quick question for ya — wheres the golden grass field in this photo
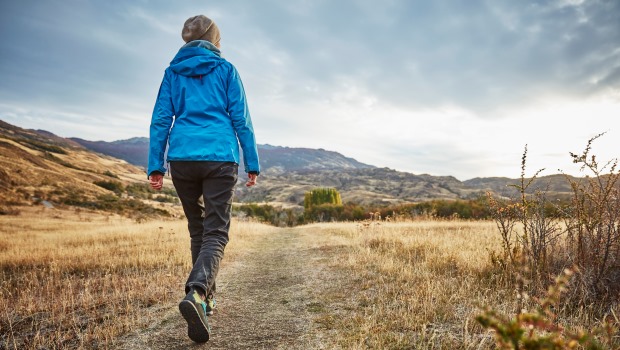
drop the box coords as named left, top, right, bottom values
left=0, top=207, right=189, bottom=349
left=303, top=220, right=511, bottom=348
left=2, top=208, right=616, bottom=349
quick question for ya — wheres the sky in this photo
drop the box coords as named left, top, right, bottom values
left=1, top=0, right=619, bottom=180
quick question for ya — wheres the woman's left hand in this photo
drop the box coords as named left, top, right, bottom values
left=149, top=173, right=164, bottom=190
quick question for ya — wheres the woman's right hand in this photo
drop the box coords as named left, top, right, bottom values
left=246, top=173, right=257, bottom=187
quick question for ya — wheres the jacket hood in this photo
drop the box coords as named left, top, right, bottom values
left=169, top=40, right=224, bottom=77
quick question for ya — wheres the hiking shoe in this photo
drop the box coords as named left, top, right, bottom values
left=205, top=294, right=216, bottom=316
left=179, top=288, right=211, bottom=342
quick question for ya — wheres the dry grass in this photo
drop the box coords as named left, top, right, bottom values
left=300, top=220, right=502, bottom=349
left=302, top=220, right=618, bottom=349
left=3, top=209, right=615, bottom=349
left=0, top=207, right=273, bottom=349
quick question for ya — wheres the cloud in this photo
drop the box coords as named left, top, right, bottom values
left=3, top=0, right=617, bottom=121
left=0, top=0, right=618, bottom=178
left=215, top=0, right=620, bottom=115
left=0, top=1, right=185, bottom=137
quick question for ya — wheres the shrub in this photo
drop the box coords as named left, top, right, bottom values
left=477, top=269, right=611, bottom=349
left=94, top=180, right=124, bottom=194
left=103, top=170, right=119, bottom=179
left=153, top=195, right=179, bottom=204
left=562, top=134, right=620, bottom=300
left=20, top=139, right=67, bottom=154
left=483, top=134, right=620, bottom=347
left=0, top=206, right=21, bottom=215
left=235, top=198, right=498, bottom=226
left=375, top=198, right=493, bottom=221
left=304, top=203, right=344, bottom=222
left=42, top=152, right=85, bottom=170
left=126, top=183, right=177, bottom=199
left=342, top=202, right=367, bottom=221
left=233, top=203, right=302, bottom=227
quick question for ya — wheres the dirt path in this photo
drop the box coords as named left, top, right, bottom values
left=116, top=227, right=339, bottom=349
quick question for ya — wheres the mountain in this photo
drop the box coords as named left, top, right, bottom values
left=463, top=174, right=576, bottom=198
left=257, top=145, right=374, bottom=172
left=71, top=137, right=375, bottom=172
left=234, top=167, right=483, bottom=206
left=66, top=127, right=582, bottom=205
left=233, top=169, right=583, bottom=207
left=64, top=135, right=483, bottom=205
left=1, top=120, right=584, bottom=210
left=70, top=137, right=150, bottom=170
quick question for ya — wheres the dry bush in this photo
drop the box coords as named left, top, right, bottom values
left=477, top=269, right=614, bottom=349
left=563, top=134, right=620, bottom=301
left=0, top=206, right=20, bottom=216
left=480, top=134, right=620, bottom=349
left=487, top=135, right=620, bottom=302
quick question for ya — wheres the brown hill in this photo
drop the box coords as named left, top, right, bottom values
left=234, top=167, right=485, bottom=207
left=0, top=120, right=173, bottom=217
left=233, top=167, right=585, bottom=208
left=0, top=120, right=587, bottom=212
left=462, top=174, right=577, bottom=199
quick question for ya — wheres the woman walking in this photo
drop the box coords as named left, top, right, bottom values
left=148, top=14, right=260, bottom=342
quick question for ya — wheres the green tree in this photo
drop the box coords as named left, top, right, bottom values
left=304, top=188, right=342, bottom=209
left=304, top=188, right=343, bottom=222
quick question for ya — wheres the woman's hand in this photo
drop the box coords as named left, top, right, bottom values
left=246, top=173, right=257, bottom=187
left=149, top=173, right=164, bottom=190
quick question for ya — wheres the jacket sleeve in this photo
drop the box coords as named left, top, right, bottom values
left=147, top=69, right=174, bottom=177
left=226, top=65, right=260, bottom=174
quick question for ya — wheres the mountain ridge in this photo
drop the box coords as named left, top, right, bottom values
left=70, top=137, right=376, bottom=172
left=1, top=119, right=582, bottom=208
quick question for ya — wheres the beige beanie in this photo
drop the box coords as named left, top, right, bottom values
left=182, top=15, right=221, bottom=46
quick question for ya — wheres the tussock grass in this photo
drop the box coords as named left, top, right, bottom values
left=305, top=220, right=616, bottom=349
left=325, top=221, right=504, bottom=349
left=0, top=207, right=272, bottom=349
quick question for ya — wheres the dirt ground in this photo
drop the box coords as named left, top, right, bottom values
left=115, top=226, right=343, bottom=350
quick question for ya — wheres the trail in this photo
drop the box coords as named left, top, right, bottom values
left=116, top=227, right=337, bottom=350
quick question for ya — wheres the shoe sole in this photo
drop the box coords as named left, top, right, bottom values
left=179, top=300, right=210, bottom=343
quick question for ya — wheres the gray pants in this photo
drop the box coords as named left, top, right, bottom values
left=170, top=161, right=238, bottom=295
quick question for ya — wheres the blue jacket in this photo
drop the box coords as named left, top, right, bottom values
left=148, top=40, right=260, bottom=176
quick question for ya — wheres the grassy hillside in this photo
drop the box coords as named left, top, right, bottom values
left=0, top=120, right=176, bottom=218
left=70, top=137, right=149, bottom=170
left=1, top=119, right=584, bottom=211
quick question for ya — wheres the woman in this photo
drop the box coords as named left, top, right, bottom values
left=148, top=14, right=260, bottom=343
